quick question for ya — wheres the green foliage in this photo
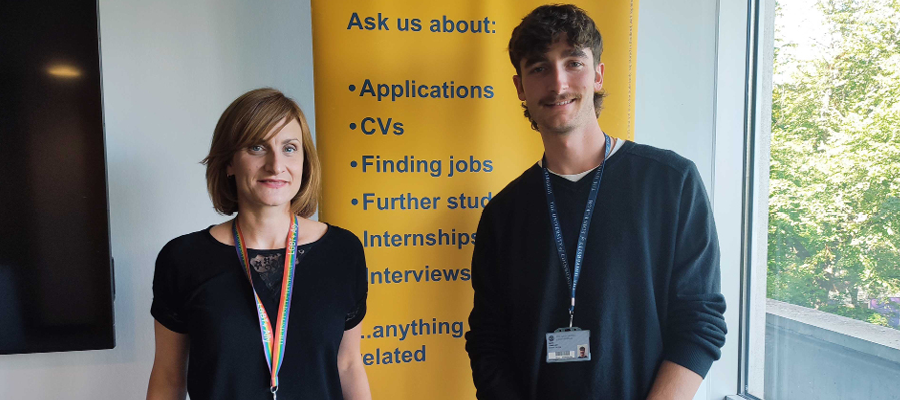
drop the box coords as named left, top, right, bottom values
left=867, top=312, right=891, bottom=328
left=768, top=0, right=900, bottom=328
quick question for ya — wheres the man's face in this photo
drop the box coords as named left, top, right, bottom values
left=513, top=34, right=604, bottom=135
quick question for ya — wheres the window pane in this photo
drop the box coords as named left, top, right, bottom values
left=753, top=0, right=900, bottom=398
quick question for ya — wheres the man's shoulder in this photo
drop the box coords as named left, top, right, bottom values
left=618, top=140, right=699, bottom=179
left=482, top=163, right=542, bottom=215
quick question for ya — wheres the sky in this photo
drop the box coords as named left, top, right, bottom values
left=773, top=0, right=834, bottom=85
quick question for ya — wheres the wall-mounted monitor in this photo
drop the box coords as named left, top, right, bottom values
left=0, top=0, right=115, bottom=354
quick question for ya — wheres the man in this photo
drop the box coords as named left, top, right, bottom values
left=465, top=4, right=727, bottom=400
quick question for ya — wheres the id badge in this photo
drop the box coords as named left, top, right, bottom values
left=545, top=327, right=591, bottom=363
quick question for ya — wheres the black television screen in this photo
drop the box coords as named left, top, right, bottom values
left=0, top=0, right=115, bottom=354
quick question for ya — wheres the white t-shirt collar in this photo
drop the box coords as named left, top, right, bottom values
left=539, top=137, right=626, bottom=182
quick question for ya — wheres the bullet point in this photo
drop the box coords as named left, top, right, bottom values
left=350, top=123, right=357, bottom=130
left=351, top=199, right=358, bottom=205
left=350, top=161, right=358, bottom=168
left=349, top=84, right=356, bottom=92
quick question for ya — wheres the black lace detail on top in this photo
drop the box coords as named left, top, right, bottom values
left=249, top=252, right=285, bottom=291
left=247, top=247, right=305, bottom=308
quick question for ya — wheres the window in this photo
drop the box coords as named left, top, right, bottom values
left=741, top=0, right=900, bottom=398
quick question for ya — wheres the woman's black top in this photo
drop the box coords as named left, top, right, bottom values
left=151, top=224, right=367, bottom=400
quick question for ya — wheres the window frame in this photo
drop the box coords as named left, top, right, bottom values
left=706, top=0, right=766, bottom=398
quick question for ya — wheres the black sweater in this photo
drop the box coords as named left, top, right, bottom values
left=465, top=141, right=727, bottom=400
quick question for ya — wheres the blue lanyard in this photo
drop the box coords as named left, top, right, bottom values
left=541, top=133, right=612, bottom=327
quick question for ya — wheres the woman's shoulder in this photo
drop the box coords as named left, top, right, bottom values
left=306, top=223, right=367, bottom=278
left=319, top=223, right=362, bottom=248
left=306, top=222, right=364, bottom=262
left=154, top=226, right=235, bottom=290
left=158, top=226, right=222, bottom=262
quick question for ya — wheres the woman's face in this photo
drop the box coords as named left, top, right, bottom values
left=227, top=118, right=305, bottom=213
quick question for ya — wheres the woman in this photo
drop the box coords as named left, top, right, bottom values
left=147, top=88, right=371, bottom=400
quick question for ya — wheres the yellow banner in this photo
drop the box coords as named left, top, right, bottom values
left=311, top=2, right=637, bottom=398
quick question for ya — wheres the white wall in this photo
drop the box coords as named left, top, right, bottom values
left=0, top=0, right=748, bottom=399
left=635, top=0, right=747, bottom=399
left=0, top=0, right=316, bottom=398
left=635, top=0, right=718, bottom=186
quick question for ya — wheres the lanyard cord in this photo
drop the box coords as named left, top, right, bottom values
left=233, top=215, right=300, bottom=396
left=542, top=133, right=612, bottom=327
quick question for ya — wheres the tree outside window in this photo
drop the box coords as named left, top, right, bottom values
left=769, top=0, right=900, bottom=329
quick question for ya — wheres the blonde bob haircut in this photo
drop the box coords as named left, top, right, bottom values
left=202, top=88, right=321, bottom=217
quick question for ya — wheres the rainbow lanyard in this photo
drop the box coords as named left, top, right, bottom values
left=233, top=215, right=300, bottom=400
